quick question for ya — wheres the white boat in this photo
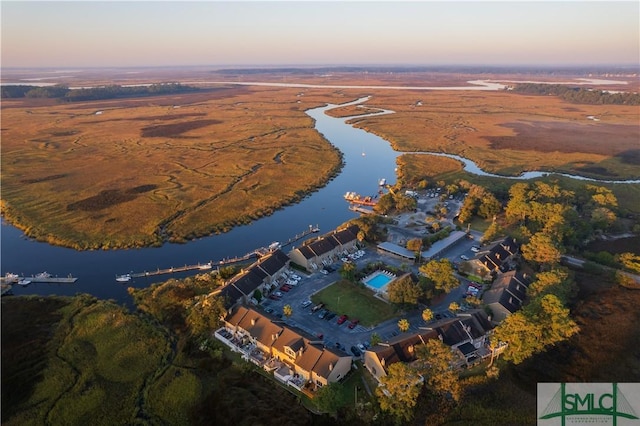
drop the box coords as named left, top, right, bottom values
left=198, top=262, right=212, bottom=270
left=17, top=279, right=31, bottom=286
left=379, top=178, right=386, bottom=186
left=4, top=273, right=19, bottom=283
left=116, top=274, right=131, bottom=282
left=35, top=272, right=52, bottom=279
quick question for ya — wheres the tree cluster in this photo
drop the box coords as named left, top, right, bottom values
left=457, top=184, right=502, bottom=224
left=512, top=83, right=640, bottom=105
left=1, top=83, right=201, bottom=102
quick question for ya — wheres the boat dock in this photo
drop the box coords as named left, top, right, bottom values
left=4, top=273, right=78, bottom=284
left=349, top=205, right=376, bottom=215
left=120, top=225, right=319, bottom=281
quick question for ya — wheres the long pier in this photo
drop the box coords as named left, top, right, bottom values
left=120, top=225, right=319, bottom=281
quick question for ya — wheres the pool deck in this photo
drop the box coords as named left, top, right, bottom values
left=362, top=270, right=397, bottom=292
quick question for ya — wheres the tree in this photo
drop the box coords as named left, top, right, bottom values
left=448, top=302, right=460, bottom=312
left=315, top=382, right=342, bottom=413
left=406, top=238, right=422, bottom=253
left=376, top=362, right=422, bottom=423
left=185, top=293, right=226, bottom=339
left=528, top=268, right=574, bottom=302
left=253, top=289, right=262, bottom=303
left=387, top=275, right=422, bottom=306
left=339, top=261, right=356, bottom=281
left=618, top=252, right=640, bottom=274
left=529, top=294, right=579, bottom=347
left=420, top=259, right=459, bottom=293
left=283, top=304, right=292, bottom=318
left=492, top=311, right=543, bottom=364
left=422, top=308, right=434, bottom=322
left=370, top=332, right=382, bottom=346
left=398, top=318, right=410, bottom=333
left=374, top=193, right=395, bottom=215
left=481, top=220, right=502, bottom=243
left=414, top=339, right=461, bottom=401
left=521, top=232, right=562, bottom=265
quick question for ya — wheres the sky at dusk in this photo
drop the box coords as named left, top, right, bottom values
left=1, top=1, right=638, bottom=68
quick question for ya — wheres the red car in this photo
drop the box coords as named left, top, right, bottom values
left=348, top=319, right=359, bottom=329
left=268, top=294, right=281, bottom=300
left=337, top=314, right=349, bottom=325
left=280, top=285, right=291, bottom=292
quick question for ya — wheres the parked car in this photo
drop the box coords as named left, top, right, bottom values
left=301, top=300, right=312, bottom=308
left=470, top=246, right=480, bottom=252
left=316, top=333, right=324, bottom=340
left=350, top=346, right=362, bottom=357
left=348, top=319, right=359, bottom=329
left=337, top=314, right=349, bottom=325
left=318, top=310, right=328, bottom=319
left=274, top=291, right=283, bottom=297
left=311, top=303, right=324, bottom=313
left=320, top=269, right=328, bottom=275
left=325, top=312, right=336, bottom=321
left=460, top=254, right=469, bottom=260
left=279, top=285, right=291, bottom=292
left=269, top=294, right=280, bottom=301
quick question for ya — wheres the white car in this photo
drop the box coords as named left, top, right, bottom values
left=470, top=246, right=480, bottom=253
left=320, top=269, right=328, bottom=275
left=460, top=254, right=469, bottom=261
left=291, top=274, right=301, bottom=280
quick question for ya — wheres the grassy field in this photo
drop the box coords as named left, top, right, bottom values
left=0, top=87, right=351, bottom=249
left=310, top=279, right=397, bottom=327
left=349, top=89, right=639, bottom=180
left=1, top=295, right=171, bottom=426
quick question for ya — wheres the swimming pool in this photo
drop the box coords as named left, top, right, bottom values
left=362, top=271, right=396, bottom=291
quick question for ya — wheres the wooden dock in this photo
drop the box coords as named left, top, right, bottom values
left=122, top=225, right=320, bottom=280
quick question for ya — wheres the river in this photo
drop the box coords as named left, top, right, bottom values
left=2, top=96, right=638, bottom=303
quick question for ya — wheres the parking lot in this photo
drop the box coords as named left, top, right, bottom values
left=260, top=225, right=483, bottom=356
left=256, top=189, right=491, bottom=355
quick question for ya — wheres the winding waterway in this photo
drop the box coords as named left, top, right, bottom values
left=2, top=96, right=638, bottom=304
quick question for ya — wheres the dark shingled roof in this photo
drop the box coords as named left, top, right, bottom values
left=219, top=285, right=245, bottom=308
left=458, top=342, right=477, bottom=356
left=231, top=269, right=265, bottom=296
left=297, top=245, right=316, bottom=260
left=482, top=270, right=532, bottom=314
left=370, top=330, right=439, bottom=367
left=331, top=227, right=358, bottom=245
left=308, top=237, right=337, bottom=256
left=257, top=249, right=289, bottom=276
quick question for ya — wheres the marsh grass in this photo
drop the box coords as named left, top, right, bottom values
left=350, top=90, right=639, bottom=179
left=1, top=296, right=170, bottom=426
left=1, top=88, right=347, bottom=249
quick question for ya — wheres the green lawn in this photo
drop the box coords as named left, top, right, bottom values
left=310, top=280, right=397, bottom=327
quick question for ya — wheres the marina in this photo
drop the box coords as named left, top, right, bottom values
left=2, top=272, right=78, bottom=286
left=116, top=225, right=320, bottom=282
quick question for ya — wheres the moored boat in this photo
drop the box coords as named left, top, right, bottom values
left=116, top=274, right=131, bottom=283
left=17, top=279, right=31, bottom=286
